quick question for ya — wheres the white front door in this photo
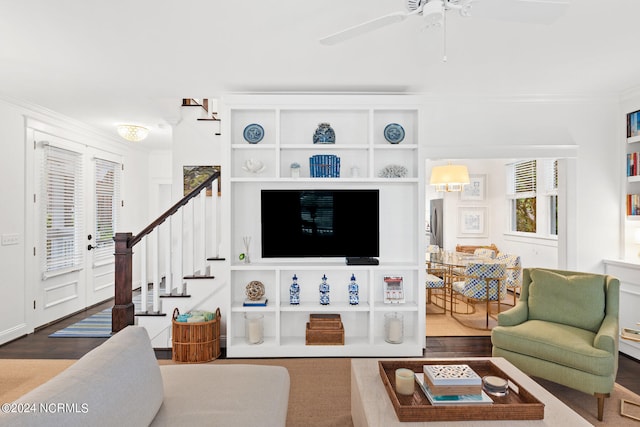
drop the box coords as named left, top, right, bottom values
left=30, top=130, right=122, bottom=327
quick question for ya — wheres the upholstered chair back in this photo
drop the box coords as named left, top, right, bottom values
left=457, top=262, right=507, bottom=300
left=495, top=253, right=522, bottom=288
left=474, top=248, right=496, bottom=259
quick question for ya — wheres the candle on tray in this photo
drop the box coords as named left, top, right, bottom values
left=395, top=368, right=415, bottom=395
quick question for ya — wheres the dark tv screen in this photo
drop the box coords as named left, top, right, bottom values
left=261, top=190, right=379, bottom=258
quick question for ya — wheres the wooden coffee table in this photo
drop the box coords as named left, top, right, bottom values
left=351, top=357, right=591, bottom=426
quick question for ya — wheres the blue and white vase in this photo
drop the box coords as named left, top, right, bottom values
left=313, top=123, right=335, bottom=144
left=319, top=274, right=330, bottom=305
left=348, top=274, right=359, bottom=305
left=289, top=274, right=300, bottom=305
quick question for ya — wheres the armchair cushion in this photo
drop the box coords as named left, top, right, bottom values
left=528, top=269, right=605, bottom=333
left=491, top=320, right=615, bottom=376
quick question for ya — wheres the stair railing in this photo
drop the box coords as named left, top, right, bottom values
left=113, top=169, right=221, bottom=333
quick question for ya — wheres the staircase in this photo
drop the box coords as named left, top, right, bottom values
left=113, top=169, right=223, bottom=348
left=182, top=98, right=221, bottom=135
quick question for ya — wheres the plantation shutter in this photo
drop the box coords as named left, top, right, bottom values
left=94, top=158, right=121, bottom=262
left=541, top=159, right=558, bottom=195
left=507, top=160, right=537, bottom=199
left=42, top=144, right=84, bottom=274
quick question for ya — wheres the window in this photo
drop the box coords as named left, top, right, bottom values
left=42, top=145, right=84, bottom=273
left=94, top=158, right=121, bottom=262
left=506, top=159, right=558, bottom=237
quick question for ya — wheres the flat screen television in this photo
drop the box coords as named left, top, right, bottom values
left=261, top=189, right=379, bottom=259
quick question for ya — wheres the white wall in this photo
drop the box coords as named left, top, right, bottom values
left=422, top=96, right=620, bottom=273
left=0, top=97, right=150, bottom=345
left=426, top=158, right=558, bottom=269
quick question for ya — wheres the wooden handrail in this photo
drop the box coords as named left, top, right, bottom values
left=129, top=168, right=220, bottom=248
left=112, top=168, right=221, bottom=332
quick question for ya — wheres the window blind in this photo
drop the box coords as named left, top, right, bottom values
left=541, top=159, right=559, bottom=194
left=94, top=158, right=121, bottom=262
left=42, top=144, right=84, bottom=273
left=507, top=160, right=537, bottom=198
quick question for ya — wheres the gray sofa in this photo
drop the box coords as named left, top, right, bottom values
left=0, top=326, right=290, bottom=426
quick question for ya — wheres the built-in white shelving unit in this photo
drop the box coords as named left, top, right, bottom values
left=222, top=95, right=425, bottom=357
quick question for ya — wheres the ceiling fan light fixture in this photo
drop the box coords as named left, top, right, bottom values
left=117, top=124, right=149, bottom=142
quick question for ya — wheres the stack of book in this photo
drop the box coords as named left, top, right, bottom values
left=243, top=298, right=268, bottom=307
left=415, top=364, right=493, bottom=405
left=309, top=154, right=340, bottom=178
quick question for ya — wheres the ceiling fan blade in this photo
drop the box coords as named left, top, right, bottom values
left=319, top=11, right=410, bottom=45
left=470, top=0, right=570, bottom=25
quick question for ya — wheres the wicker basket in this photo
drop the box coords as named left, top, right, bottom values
left=171, top=307, right=221, bottom=363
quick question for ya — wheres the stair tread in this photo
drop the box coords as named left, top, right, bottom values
left=183, top=275, right=215, bottom=279
left=206, top=257, right=226, bottom=261
left=159, top=293, right=191, bottom=298
left=135, top=312, right=167, bottom=317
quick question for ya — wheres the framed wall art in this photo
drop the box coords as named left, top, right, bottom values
left=460, top=174, right=486, bottom=201
left=457, top=207, right=488, bottom=237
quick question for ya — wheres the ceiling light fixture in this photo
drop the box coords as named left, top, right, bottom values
left=117, top=124, right=149, bottom=142
left=430, top=164, right=470, bottom=192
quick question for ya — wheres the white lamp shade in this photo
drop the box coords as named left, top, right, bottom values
left=117, top=125, right=149, bottom=142
left=430, top=164, right=470, bottom=192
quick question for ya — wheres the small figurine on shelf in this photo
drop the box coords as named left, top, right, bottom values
left=289, top=274, right=300, bottom=305
left=319, top=274, right=330, bottom=305
left=348, top=274, right=359, bottom=305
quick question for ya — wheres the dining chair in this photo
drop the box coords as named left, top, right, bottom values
left=495, top=253, right=522, bottom=305
left=474, top=248, right=497, bottom=259
left=451, top=262, right=507, bottom=329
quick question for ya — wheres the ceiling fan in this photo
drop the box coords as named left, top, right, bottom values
left=319, top=0, right=570, bottom=47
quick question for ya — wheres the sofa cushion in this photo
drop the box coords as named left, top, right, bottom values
left=152, top=364, right=290, bottom=427
left=0, top=326, right=164, bottom=427
left=491, top=320, right=615, bottom=376
left=528, top=269, right=605, bottom=333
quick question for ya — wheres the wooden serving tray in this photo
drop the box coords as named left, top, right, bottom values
left=378, top=360, right=544, bottom=422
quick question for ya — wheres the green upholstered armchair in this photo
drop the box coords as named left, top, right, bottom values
left=491, top=268, right=619, bottom=421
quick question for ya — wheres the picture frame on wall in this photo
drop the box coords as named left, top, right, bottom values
left=460, top=174, right=486, bottom=201
left=458, top=207, right=488, bottom=237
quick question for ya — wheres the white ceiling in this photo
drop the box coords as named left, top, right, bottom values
left=2, top=0, right=640, bottom=149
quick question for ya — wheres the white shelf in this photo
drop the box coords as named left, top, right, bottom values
left=226, top=96, right=425, bottom=358
left=231, top=303, right=277, bottom=313
left=280, top=144, right=368, bottom=150
left=374, top=302, right=419, bottom=312
left=628, top=175, right=640, bottom=183
left=230, top=177, right=420, bottom=183
left=280, top=302, right=370, bottom=312
left=232, top=144, right=277, bottom=150
left=628, top=135, right=640, bottom=144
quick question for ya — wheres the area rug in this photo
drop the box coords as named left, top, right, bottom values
left=425, top=294, right=515, bottom=336
left=2, top=357, right=639, bottom=426
left=48, top=308, right=112, bottom=338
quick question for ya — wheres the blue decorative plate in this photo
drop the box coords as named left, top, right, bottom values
left=243, top=123, right=264, bottom=144
left=384, top=123, right=405, bottom=144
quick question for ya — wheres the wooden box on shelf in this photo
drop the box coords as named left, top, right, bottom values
left=305, top=313, right=344, bottom=345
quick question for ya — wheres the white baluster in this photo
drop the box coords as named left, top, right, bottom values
left=211, top=183, right=219, bottom=258
left=200, top=188, right=207, bottom=274
left=152, top=230, right=160, bottom=313
left=164, top=218, right=172, bottom=295
left=140, top=237, right=147, bottom=313
left=177, top=208, right=185, bottom=295
left=191, top=199, right=197, bottom=275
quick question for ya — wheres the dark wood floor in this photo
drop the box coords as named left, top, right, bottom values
left=1, top=299, right=638, bottom=396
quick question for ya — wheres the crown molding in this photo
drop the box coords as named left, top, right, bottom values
left=0, top=93, right=149, bottom=153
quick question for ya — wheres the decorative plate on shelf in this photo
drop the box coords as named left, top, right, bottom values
left=243, top=123, right=264, bottom=144
left=384, top=123, right=405, bottom=144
